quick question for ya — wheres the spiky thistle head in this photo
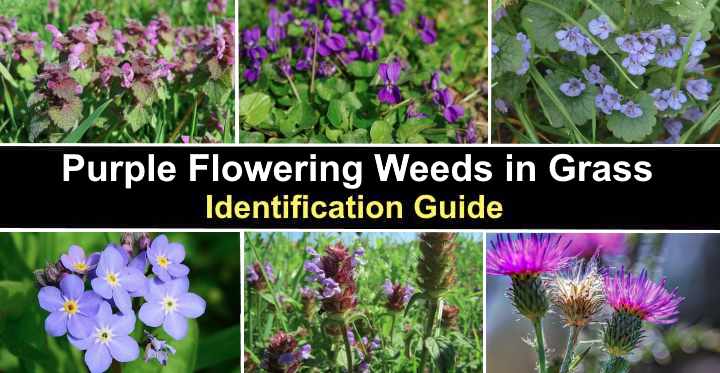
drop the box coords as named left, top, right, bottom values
left=487, top=234, right=574, bottom=277
left=416, top=232, right=457, bottom=297
left=548, top=258, right=605, bottom=327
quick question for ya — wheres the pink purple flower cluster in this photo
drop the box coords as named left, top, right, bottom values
left=35, top=234, right=206, bottom=373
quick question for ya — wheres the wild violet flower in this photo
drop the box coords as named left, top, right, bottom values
left=261, top=331, right=311, bottom=373
left=416, top=15, right=437, bottom=44
left=68, top=302, right=139, bottom=373
left=383, top=279, right=414, bottom=312
left=456, top=121, right=478, bottom=144
left=61, top=245, right=99, bottom=275
left=433, top=88, right=464, bottom=123
left=685, top=79, right=712, bottom=101
left=138, top=278, right=206, bottom=340
left=91, top=246, right=146, bottom=313
left=356, top=25, right=384, bottom=61
left=143, top=331, right=176, bottom=366
left=147, top=234, right=190, bottom=282
left=318, top=18, right=347, bottom=57
left=377, top=61, right=402, bottom=104
left=588, top=15, right=613, bottom=40
left=560, top=78, right=586, bottom=97
left=38, top=274, right=101, bottom=338
left=603, top=267, right=684, bottom=358
left=389, top=0, right=406, bottom=15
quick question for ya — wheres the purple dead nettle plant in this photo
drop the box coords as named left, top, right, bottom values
left=35, top=233, right=206, bottom=372
left=489, top=234, right=684, bottom=373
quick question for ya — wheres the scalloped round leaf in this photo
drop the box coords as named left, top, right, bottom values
left=607, top=93, right=658, bottom=142
left=240, top=92, right=273, bottom=126
left=370, top=120, right=393, bottom=143
left=536, top=71, right=599, bottom=128
left=492, top=32, right=525, bottom=78
left=660, top=0, right=714, bottom=37
left=347, top=61, right=378, bottom=78
left=340, top=128, right=369, bottom=143
left=521, top=3, right=563, bottom=52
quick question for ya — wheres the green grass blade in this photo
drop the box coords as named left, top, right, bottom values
left=0, top=61, right=18, bottom=89
left=529, top=0, right=639, bottom=90
left=674, top=0, right=720, bottom=89
left=61, top=98, right=114, bottom=143
left=530, top=67, right=589, bottom=143
left=196, top=325, right=241, bottom=370
left=680, top=100, right=720, bottom=143
left=3, top=79, right=17, bottom=129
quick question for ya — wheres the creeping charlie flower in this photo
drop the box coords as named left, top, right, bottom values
left=548, top=259, right=605, bottom=327
left=488, top=234, right=574, bottom=320
left=560, top=78, right=586, bottom=97
left=588, top=15, right=614, bottom=40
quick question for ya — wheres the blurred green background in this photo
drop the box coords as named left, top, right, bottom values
left=0, top=232, right=240, bottom=372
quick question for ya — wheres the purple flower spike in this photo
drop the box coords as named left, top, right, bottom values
left=559, top=78, right=586, bottom=97
left=61, top=245, right=99, bottom=275
left=604, top=267, right=684, bottom=324
left=68, top=302, right=139, bottom=373
left=147, top=234, right=190, bottom=282
left=377, top=62, right=403, bottom=104
left=685, top=79, right=712, bottom=101
left=91, top=246, right=146, bottom=313
left=487, top=234, right=574, bottom=277
left=139, top=278, right=206, bottom=340
left=416, top=15, right=437, bottom=44
left=38, top=274, right=101, bottom=338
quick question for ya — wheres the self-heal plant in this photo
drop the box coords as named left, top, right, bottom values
left=35, top=234, right=207, bottom=372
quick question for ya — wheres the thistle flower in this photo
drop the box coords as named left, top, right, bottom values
left=441, top=304, right=460, bottom=329
left=382, top=279, right=414, bottom=312
left=602, top=267, right=683, bottom=357
left=548, top=259, right=605, bottom=327
left=487, top=234, right=574, bottom=320
left=261, top=331, right=311, bottom=373
left=560, top=233, right=627, bottom=258
left=416, top=232, right=457, bottom=296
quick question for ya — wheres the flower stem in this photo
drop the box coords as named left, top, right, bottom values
left=418, top=297, right=439, bottom=372
left=110, top=361, right=122, bottom=373
left=532, top=318, right=547, bottom=373
left=342, top=324, right=354, bottom=371
left=559, top=326, right=582, bottom=373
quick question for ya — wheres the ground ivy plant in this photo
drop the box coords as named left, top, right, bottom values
left=492, top=0, right=720, bottom=144
left=239, top=0, right=487, bottom=144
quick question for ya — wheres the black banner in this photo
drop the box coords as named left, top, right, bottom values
left=0, top=145, right=716, bottom=229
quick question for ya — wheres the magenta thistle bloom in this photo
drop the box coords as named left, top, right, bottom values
left=604, top=267, right=683, bottom=324
left=38, top=274, right=102, bottom=338
left=61, top=245, right=99, bottom=275
left=560, top=233, right=627, bottom=257
left=68, top=302, right=139, bottom=373
left=138, top=278, right=206, bottom=340
left=487, top=234, right=574, bottom=277
left=147, top=234, right=190, bottom=282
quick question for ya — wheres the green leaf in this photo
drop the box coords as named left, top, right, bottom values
left=240, top=93, right=273, bottom=127
left=536, top=70, right=598, bottom=128
left=397, top=118, right=436, bottom=143
left=132, top=81, right=156, bottom=106
left=62, top=98, right=114, bottom=143
left=661, top=0, right=714, bottom=37
left=521, top=3, right=564, bottom=52
left=370, top=120, right=393, bottom=143
left=16, top=61, right=38, bottom=81
left=0, top=281, right=34, bottom=317
left=347, top=61, right=377, bottom=78
left=340, top=128, right=369, bottom=143
left=0, top=61, right=18, bottom=88
left=238, top=130, right=265, bottom=143
left=327, top=99, right=351, bottom=128
left=607, top=92, right=658, bottom=142
left=317, top=77, right=349, bottom=101
left=123, top=319, right=199, bottom=372
left=69, top=68, right=95, bottom=87
left=287, top=101, right=319, bottom=130
left=425, top=337, right=440, bottom=360
left=492, top=32, right=525, bottom=77
left=49, top=97, right=83, bottom=131
left=204, top=80, right=232, bottom=106
left=196, top=325, right=241, bottom=370
left=126, top=105, right=151, bottom=132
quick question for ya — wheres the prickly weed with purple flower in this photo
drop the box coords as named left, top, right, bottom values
left=239, top=0, right=488, bottom=143
left=244, top=232, right=483, bottom=371
left=0, top=1, right=234, bottom=143
left=492, top=0, right=719, bottom=144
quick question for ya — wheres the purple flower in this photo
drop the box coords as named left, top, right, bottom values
left=604, top=267, right=683, bottom=324
left=147, top=234, right=190, bottom=282
left=143, top=331, right=176, bottom=366
left=91, top=246, right=146, bottom=313
left=356, top=25, right=384, bottom=61
left=377, top=62, right=403, bottom=104
left=653, top=24, right=676, bottom=47
left=68, top=43, right=86, bottom=70
left=685, top=79, right=712, bottom=101
left=560, top=78, right=586, bottom=97
left=655, top=46, right=682, bottom=68
left=660, top=119, right=683, bottom=144
left=616, top=35, right=643, bottom=54
left=491, top=41, right=499, bottom=58
left=277, top=58, right=293, bottom=77
left=683, top=107, right=704, bottom=122
left=38, top=274, right=102, bottom=338
left=120, top=63, right=134, bottom=88
left=68, top=302, right=139, bottom=373
left=620, top=100, right=643, bottom=118
left=434, top=88, right=464, bottom=123
left=61, top=245, right=99, bottom=275
left=680, top=33, right=706, bottom=57
left=416, top=15, right=437, bottom=44
left=112, top=30, right=127, bottom=54
left=389, top=0, right=406, bottom=15
left=139, top=278, right=206, bottom=340
left=685, top=56, right=704, bottom=73
left=487, top=234, right=573, bottom=276
left=494, top=7, right=508, bottom=23
left=207, top=0, right=227, bottom=16
left=456, top=121, right=478, bottom=144
left=651, top=88, right=686, bottom=111
left=516, top=32, right=531, bottom=76
left=406, top=101, right=427, bottom=119
left=595, top=85, right=623, bottom=114
left=495, top=99, right=509, bottom=113
left=583, top=64, right=605, bottom=85
left=556, top=27, right=598, bottom=56
left=622, top=54, right=647, bottom=75
left=588, top=15, right=613, bottom=40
